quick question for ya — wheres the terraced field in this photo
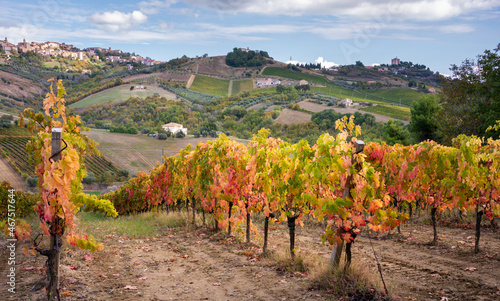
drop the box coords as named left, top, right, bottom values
left=0, top=136, right=120, bottom=178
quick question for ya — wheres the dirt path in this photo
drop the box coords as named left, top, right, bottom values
left=186, top=75, right=196, bottom=89
left=3, top=214, right=499, bottom=301
left=4, top=227, right=319, bottom=301
left=272, top=220, right=500, bottom=301
left=228, top=79, right=233, bottom=96
left=0, top=157, right=25, bottom=189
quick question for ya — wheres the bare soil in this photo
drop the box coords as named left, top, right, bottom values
left=274, top=109, right=312, bottom=125
left=1, top=214, right=499, bottom=301
left=0, top=157, right=25, bottom=189
left=0, top=70, right=45, bottom=100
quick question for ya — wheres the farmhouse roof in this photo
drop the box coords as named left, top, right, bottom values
left=163, top=122, right=183, bottom=127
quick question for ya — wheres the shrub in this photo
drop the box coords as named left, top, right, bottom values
left=126, top=127, right=138, bottom=134
left=141, top=128, right=150, bottom=134
left=118, top=169, right=129, bottom=178
left=99, top=171, right=116, bottom=184
left=176, top=131, right=186, bottom=138
left=82, top=172, right=95, bottom=185
left=27, top=176, right=38, bottom=187
left=193, top=130, right=200, bottom=138
left=158, top=133, right=168, bottom=140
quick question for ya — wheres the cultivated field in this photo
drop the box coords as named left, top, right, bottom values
left=366, top=88, right=430, bottom=106
left=297, top=100, right=409, bottom=124
left=69, top=85, right=177, bottom=109
left=189, top=75, right=230, bottom=97
left=231, top=79, right=254, bottom=95
left=83, top=130, right=249, bottom=175
left=261, top=67, right=329, bottom=84
left=360, top=104, right=411, bottom=121
left=273, top=108, right=311, bottom=125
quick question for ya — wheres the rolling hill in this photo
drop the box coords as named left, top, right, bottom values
left=69, top=84, right=177, bottom=108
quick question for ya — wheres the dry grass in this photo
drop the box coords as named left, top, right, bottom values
left=273, top=108, right=311, bottom=125
left=309, top=254, right=391, bottom=300
left=259, top=218, right=391, bottom=300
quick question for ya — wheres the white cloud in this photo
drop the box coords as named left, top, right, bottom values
left=139, top=0, right=178, bottom=14
left=88, top=11, right=148, bottom=32
left=315, top=57, right=339, bottom=68
left=439, top=24, right=475, bottom=33
left=184, top=0, right=500, bottom=21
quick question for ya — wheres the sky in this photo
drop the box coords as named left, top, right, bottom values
left=0, top=0, right=499, bottom=75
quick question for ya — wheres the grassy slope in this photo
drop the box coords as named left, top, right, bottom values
left=69, top=85, right=176, bottom=109
left=262, top=67, right=329, bottom=84
left=360, top=104, right=410, bottom=121
left=364, top=88, right=430, bottom=106
left=189, top=75, right=230, bottom=97
left=261, top=67, right=419, bottom=108
left=232, top=79, right=254, bottom=95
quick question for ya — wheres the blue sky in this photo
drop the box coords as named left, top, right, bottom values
left=1, top=0, right=499, bottom=74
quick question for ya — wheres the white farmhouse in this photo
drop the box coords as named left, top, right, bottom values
left=162, top=122, right=188, bottom=135
left=340, top=98, right=353, bottom=107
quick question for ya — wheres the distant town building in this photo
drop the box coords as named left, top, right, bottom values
left=240, top=47, right=250, bottom=52
left=299, top=80, right=308, bottom=85
left=1, top=37, right=17, bottom=55
left=391, top=57, right=400, bottom=66
left=17, top=39, right=33, bottom=53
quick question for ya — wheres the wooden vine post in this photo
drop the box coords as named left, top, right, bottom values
left=49, top=128, right=62, bottom=299
left=330, top=139, right=365, bottom=270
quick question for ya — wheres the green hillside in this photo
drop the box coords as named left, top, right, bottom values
left=189, top=75, right=230, bottom=96
left=364, top=88, right=430, bottom=106
left=232, top=79, right=254, bottom=95
left=262, top=67, right=328, bottom=84
left=360, top=104, right=410, bottom=121
left=69, top=85, right=176, bottom=108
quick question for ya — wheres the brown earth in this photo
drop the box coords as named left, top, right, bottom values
left=274, top=109, right=312, bottom=125
left=1, top=213, right=499, bottom=301
left=0, top=70, right=45, bottom=99
left=0, top=157, right=25, bottom=189
left=83, top=130, right=250, bottom=175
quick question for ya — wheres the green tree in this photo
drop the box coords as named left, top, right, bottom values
left=383, top=119, right=410, bottom=145
left=438, top=43, right=500, bottom=144
left=409, top=95, right=442, bottom=143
